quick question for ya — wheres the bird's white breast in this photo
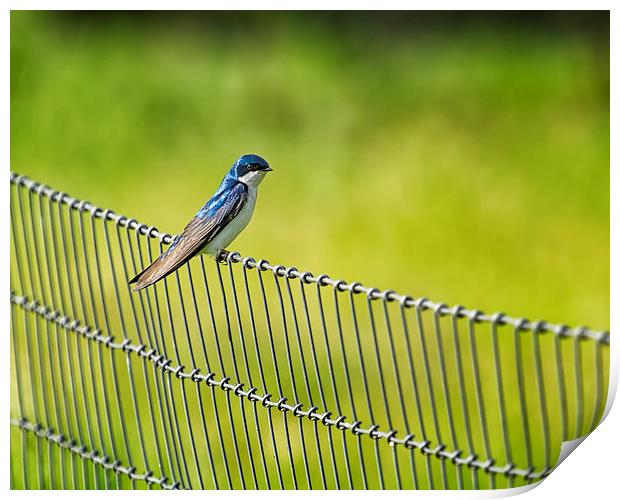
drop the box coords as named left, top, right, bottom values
left=203, top=186, right=257, bottom=256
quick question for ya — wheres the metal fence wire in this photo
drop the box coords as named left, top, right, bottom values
left=9, top=172, right=610, bottom=490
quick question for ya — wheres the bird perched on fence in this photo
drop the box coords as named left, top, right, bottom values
left=129, top=154, right=272, bottom=292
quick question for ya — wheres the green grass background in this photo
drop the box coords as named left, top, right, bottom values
left=10, top=11, right=610, bottom=490
left=11, top=11, right=609, bottom=329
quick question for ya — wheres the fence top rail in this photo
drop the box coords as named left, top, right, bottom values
left=10, top=171, right=610, bottom=344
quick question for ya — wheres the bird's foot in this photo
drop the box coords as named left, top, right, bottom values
left=216, top=249, right=230, bottom=264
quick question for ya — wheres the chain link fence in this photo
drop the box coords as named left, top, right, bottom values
left=9, top=172, right=610, bottom=490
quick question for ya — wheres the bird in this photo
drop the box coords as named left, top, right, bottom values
left=129, top=153, right=272, bottom=292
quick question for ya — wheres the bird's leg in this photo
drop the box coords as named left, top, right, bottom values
left=216, top=249, right=230, bottom=264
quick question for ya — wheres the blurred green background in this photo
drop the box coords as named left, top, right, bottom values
left=10, top=11, right=610, bottom=491
left=11, top=11, right=609, bottom=334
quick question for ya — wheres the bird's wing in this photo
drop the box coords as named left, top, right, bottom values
left=130, top=183, right=248, bottom=291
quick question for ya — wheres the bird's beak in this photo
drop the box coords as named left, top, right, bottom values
left=261, top=166, right=273, bottom=172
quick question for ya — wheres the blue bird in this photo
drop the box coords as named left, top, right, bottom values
left=130, top=154, right=272, bottom=291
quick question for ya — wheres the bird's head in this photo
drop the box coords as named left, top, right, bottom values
left=229, top=154, right=272, bottom=187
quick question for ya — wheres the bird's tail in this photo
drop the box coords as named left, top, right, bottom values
left=128, top=254, right=174, bottom=292
left=129, top=250, right=192, bottom=292
left=128, top=266, right=153, bottom=292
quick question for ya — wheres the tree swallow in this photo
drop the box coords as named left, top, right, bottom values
left=129, top=154, right=272, bottom=292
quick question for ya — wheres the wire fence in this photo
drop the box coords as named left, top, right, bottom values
left=9, top=171, right=610, bottom=490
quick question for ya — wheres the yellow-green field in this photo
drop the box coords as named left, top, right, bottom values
left=11, top=11, right=609, bottom=328
left=10, top=11, right=610, bottom=490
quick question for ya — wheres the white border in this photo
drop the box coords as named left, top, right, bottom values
left=3, top=3, right=616, bottom=498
